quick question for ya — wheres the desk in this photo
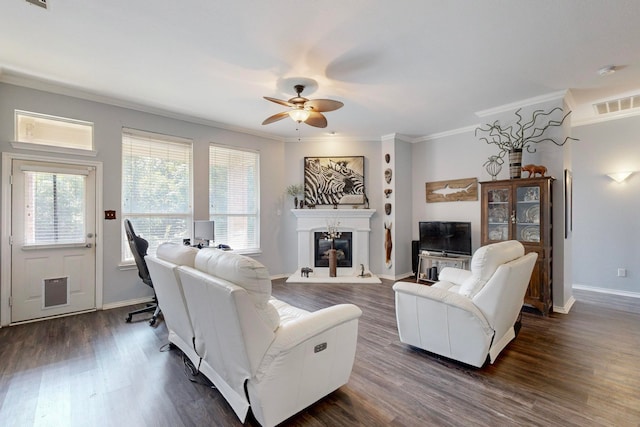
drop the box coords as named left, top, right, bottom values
left=416, top=252, right=471, bottom=284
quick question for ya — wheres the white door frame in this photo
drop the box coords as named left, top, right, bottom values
left=1, top=152, right=104, bottom=326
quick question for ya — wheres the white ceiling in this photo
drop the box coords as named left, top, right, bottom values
left=2, top=0, right=640, bottom=141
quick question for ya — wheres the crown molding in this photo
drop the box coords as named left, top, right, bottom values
left=380, top=133, right=414, bottom=143
left=0, top=69, right=284, bottom=143
left=414, top=124, right=478, bottom=143
left=475, top=90, right=568, bottom=118
left=571, top=108, right=640, bottom=127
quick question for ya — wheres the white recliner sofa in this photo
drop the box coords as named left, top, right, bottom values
left=148, top=245, right=362, bottom=427
left=145, top=243, right=200, bottom=368
left=393, top=240, right=537, bottom=368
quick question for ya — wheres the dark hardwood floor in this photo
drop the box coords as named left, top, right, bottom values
left=1, top=279, right=639, bottom=426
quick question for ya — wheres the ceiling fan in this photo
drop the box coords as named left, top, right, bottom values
left=262, top=84, right=344, bottom=128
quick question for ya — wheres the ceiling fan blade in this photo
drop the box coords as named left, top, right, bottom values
left=264, top=96, right=294, bottom=108
left=304, top=111, right=328, bottom=128
left=304, top=99, right=344, bottom=112
left=262, top=111, right=290, bottom=125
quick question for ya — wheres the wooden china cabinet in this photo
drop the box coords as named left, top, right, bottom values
left=480, top=177, right=554, bottom=315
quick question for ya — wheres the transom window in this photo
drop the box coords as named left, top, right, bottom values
left=15, top=110, right=94, bottom=152
left=122, top=129, right=192, bottom=261
left=209, top=144, right=260, bottom=251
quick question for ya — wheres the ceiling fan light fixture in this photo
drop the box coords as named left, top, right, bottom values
left=289, top=109, right=311, bottom=123
left=598, top=65, right=617, bottom=76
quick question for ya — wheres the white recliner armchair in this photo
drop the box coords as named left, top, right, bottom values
left=175, top=248, right=363, bottom=427
left=393, top=240, right=537, bottom=368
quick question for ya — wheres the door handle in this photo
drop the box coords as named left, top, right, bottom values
left=85, top=243, right=93, bottom=248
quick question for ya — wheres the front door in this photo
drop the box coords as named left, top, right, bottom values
left=11, top=160, right=96, bottom=323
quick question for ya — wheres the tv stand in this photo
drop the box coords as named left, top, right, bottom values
left=416, top=252, right=471, bottom=284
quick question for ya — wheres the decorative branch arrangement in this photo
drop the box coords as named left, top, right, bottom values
left=324, top=218, right=342, bottom=249
left=475, top=107, right=578, bottom=159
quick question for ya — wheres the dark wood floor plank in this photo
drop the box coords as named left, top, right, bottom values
left=1, top=282, right=639, bottom=426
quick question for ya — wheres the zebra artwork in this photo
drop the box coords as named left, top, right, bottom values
left=304, top=156, right=365, bottom=206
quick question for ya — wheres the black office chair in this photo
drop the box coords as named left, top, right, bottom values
left=124, top=219, right=160, bottom=326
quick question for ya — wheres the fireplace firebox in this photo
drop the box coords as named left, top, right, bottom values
left=314, top=232, right=352, bottom=268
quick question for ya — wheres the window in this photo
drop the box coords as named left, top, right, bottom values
left=23, top=170, right=86, bottom=246
left=14, top=110, right=94, bottom=153
left=209, top=144, right=259, bottom=251
left=122, top=129, right=192, bottom=261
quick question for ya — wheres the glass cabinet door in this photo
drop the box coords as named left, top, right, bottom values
left=486, top=188, right=510, bottom=241
left=515, top=185, right=541, bottom=243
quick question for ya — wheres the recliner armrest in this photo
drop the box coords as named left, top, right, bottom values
left=271, top=304, right=361, bottom=351
left=437, top=267, right=472, bottom=286
left=392, top=281, right=492, bottom=334
left=256, top=304, right=362, bottom=379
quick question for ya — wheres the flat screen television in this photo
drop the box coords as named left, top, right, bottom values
left=418, top=221, right=472, bottom=256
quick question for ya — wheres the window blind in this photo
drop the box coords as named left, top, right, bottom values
left=23, top=171, right=86, bottom=245
left=209, top=144, right=259, bottom=250
left=122, top=129, right=192, bottom=260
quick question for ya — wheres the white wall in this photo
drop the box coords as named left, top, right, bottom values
left=411, top=130, right=498, bottom=252
left=282, top=138, right=384, bottom=276
left=572, top=115, right=640, bottom=294
left=380, top=135, right=413, bottom=280
left=0, top=82, right=285, bottom=308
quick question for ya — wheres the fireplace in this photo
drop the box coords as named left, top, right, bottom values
left=287, top=209, right=380, bottom=283
left=314, top=232, right=352, bottom=268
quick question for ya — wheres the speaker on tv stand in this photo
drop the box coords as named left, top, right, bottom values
left=411, top=240, right=420, bottom=278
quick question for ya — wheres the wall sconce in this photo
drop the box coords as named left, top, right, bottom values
left=606, top=171, right=633, bottom=183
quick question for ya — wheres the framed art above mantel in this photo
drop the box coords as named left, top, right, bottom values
left=304, top=156, right=365, bottom=206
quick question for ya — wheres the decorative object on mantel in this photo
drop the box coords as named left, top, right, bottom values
left=324, top=218, right=342, bottom=277
left=286, top=184, right=304, bottom=209
left=300, top=267, right=313, bottom=277
left=384, top=189, right=393, bottom=198
left=299, top=200, right=305, bottom=209
left=521, top=164, right=547, bottom=178
left=385, top=153, right=390, bottom=164
left=304, top=156, right=365, bottom=206
left=475, top=107, right=578, bottom=179
left=384, top=222, right=393, bottom=268
left=426, top=178, right=478, bottom=203
left=484, top=155, right=503, bottom=180
left=384, top=168, right=392, bottom=184
left=385, top=203, right=391, bottom=215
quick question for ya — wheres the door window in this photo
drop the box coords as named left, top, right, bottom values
left=23, top=170, right=86, bottom=246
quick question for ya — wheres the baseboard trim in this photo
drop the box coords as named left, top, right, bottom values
left=102, top=296, right=154, bottom=311
left=572, top=284, right=640, bottom=299
left=553, top=296, right=576, bottom=314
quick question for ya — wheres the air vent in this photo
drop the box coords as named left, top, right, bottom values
left=25, top=0, right=47, bottom=9
left=594, top=95, right=640, bottom=115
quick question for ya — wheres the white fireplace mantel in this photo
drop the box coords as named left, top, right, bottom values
left=288, top=209, right=379, bottom=283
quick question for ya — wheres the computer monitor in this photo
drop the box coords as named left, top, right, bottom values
left=194, top=220, right=215, bottom=247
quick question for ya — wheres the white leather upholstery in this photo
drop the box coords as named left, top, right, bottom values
left=145, top=243, right=200, bottom=365
left=174, top=248, right=362, bottom=427
left=393, top=241, right=537, bottom=368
